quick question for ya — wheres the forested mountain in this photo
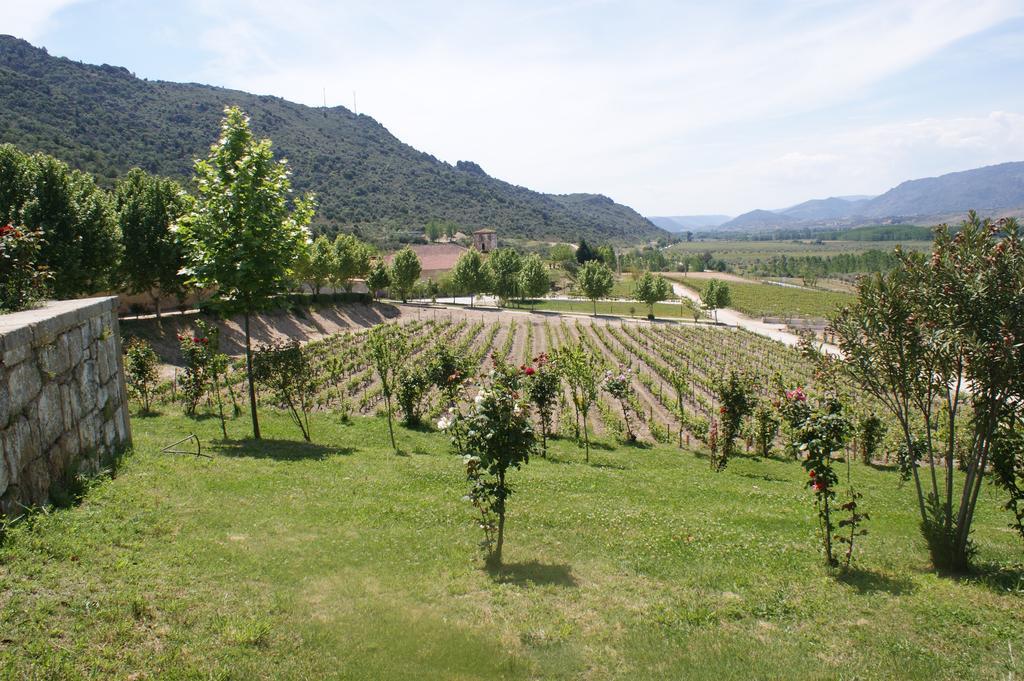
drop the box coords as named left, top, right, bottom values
left=0, top=36, right=667, bottom=245
left=647, top=215, right=731, bottom=231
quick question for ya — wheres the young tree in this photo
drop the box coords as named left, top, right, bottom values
left=425, top=220, right=442, bottom=242
left=603, top=367, right=638, bottom=443
left=333, top=233, right=371, bottom=293
left=178, top=106, right=314, bottom=440
left=554, top=342, right=603, bottom=462
left=486, top=248, right=522, bottom=305
left=633, top=271, right=671, bottom=319
left=523, top=353, right=560, bottom=456
left=702, top=279, right=731, bottom=323
left=253, top=340, right=320, bottom=442
left=366, top=259, right=390, bottom=300
left=0, top=224, right=49, bottom=312
left=575, top=239, right=597, bottom=264
left=442, top=360, right=534, bottom=567
left=518, top=253, right=550, bottom=301
left=389, top=246, right=421, bottom=303
left=830, top=213, right=1024, bottom=571
left=450, top=248, right=488, bottom=307
left=123, top=338, right=160, bottom=414
left=114, top=169, right=191, bottom=318
left=367, top=323, right=408, bottom=452
left=305, top=234, right=336, bottom=298
left=669, top=367, right=690, bottom=448
left=712, top=370, right=754, bottom=470
left=576, top=260, right=615, bottom=316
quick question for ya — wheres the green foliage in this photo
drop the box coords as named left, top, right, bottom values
left=711, top=370, right=754, bottom=471
left=856, top=414, right=886, bottom=465
left=114, top=168, right=191, bottom=312
left=0, top=223, right=49, bottom=312
left=177, top=331, right=213, bottom=417
left=365, top=259, right=390, bottom=299
left=304, top=235, right=336, bottom=296
left=178, top=107, right=314, bottom=312
left=485, top=248, right=522, bottom=304
left=123, top=338, right=160, bottom=413
left=633, top=271, right=671, bottom=317
left=253, top=341, right=320, bottom=442
left=518, top=253, right=550, bottom=300
left=367, top=323, right=408, bottom=451
left=522, top=353, right=560, bottom=456
left=426, top=342, right=470, bottom=405
left=332, top=233, right=371, bottom=293
left=603, top=367, right=638, bottom=443
left=389, top=247, right=421, bottom=302
left=395, top=368, right=431, bottom=427
left=702, top=279, right=731, bottom=322
left=553, top=342, right=604, bottom=461
left=575, top=260, right=614, bottom=316
left=1, top=145, right=121, bottom=297
left=443, top=360, right=534, bottom=565
left=753, top=402, right=780, bottom=458
left=575, top=239, right=597, bottom=264
left=449, top=248, right=489, bottom=306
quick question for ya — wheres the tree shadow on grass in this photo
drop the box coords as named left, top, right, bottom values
left=837, top=568, right=916, bottom=596
left=487, top=561, right=578, bottom=588
left=212, top=438, right=353, bottom=461
left=736, top=472, right=788, bottom=483
left=956, top=561, right=1024, bottom=594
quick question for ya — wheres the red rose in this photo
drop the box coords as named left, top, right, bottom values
left=524, top=366, right=535, bottom=376
left=809, top=470, right=816, bottom=478
left=192, top=337, right=200, bottom=343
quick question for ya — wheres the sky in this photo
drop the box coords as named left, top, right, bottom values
left=4, top=0, right=1024, bottom=217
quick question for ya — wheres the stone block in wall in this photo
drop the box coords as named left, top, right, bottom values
left=7, top=360, right=41, bottom=417
left=36, top=382, right=64, bottom=449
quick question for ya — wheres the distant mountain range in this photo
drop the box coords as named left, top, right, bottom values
left=713, top=163, right=1024, bottom=232
left=0, top=36, right=668, bottom=246
left=648, top=215, right=733, bottom=232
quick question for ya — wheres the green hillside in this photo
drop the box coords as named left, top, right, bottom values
left=0, top=36, right=667, bottom=246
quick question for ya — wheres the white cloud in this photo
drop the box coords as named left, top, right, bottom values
left=0, top=0, right=83, bottom=41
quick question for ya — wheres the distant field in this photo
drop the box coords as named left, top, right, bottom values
left=667, top=239, right=933, bottom=269
left=668, top=273, right=855, bottom=319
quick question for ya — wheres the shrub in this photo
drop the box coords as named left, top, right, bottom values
left=177, top=332, right=212, bottom=416
left=123, top=338, right=159, bottom=413
left=603, top=367, right=638, bottom=443
left=441, top=359, right=534, bottom=567
left=253, top=341, right=320, bottom=442
left=712, top=370, right=754, bottom=470
left=523, top=353, right=560, bottom=456
left=395, top=368, right=430, bottom=426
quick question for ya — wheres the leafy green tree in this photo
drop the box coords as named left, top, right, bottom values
left=702, top=279, right=731, bottom=323
left=633, top=271, right=671, bottom=318
left=304, top=234, right=336, bottom=298
left=486, top=248, right=522, bottom=305
left=554, top=342, right=604, bottom=462
left=518, top=253, right=550, bottom=301
left=425, top=220, right=442, bottom=242
left=367, top=323, right=408, bottom=452
left=123, top=338, right=160, bottom=414
left=575, top=239, right=598, bottom=264
left=333, top=233, right=371, bottom=293
left=596, top=244, right=616, bottom=267
left=178, top=106, right=314, bottom=440
left=548, top=243, right=575, bottom=265
left=0, top=144, right=31, bottom=226
left=389, top=247, right=421, bottom=303
left=0, top=224, right=49, bottom=312
left=576, top=260, right=615, bottom=316
left=830, top=213, right=1024, bottom=571
left=253, top=340, right=321, bottom=442
left=712, top=370, right=755, bottom=471
left=114, top=168, right=191, bottom=317
left=366, top=259, right=390, bottom=300
left=450, top=248, right=488, bottom=307
left=21, top=153, right=120, bottom=297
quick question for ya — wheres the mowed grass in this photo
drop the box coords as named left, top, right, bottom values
left=669, top=274, right=854, bottom=319
left=2, top=409, right=1023, bottom=680
left=523, top=298, right=694, bottom=319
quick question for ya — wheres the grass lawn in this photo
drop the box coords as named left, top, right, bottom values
left=669, top=274, right=854, bottom=319
left=2, top=410, right=1022, bottom=679
left=521, top=298, right=694, bottom=319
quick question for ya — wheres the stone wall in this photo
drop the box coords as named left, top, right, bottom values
left=0, top=297, right=131, bottom=515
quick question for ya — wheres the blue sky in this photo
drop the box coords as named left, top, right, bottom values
left=5, top=0, right=1024, bottom=216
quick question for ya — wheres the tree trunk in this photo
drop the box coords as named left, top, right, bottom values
left=384, top=391, right=397, bottom=452
left=244, top=311, right=261, bottom=440
left=583, top=412, right=591, bottom=462
left=152, top=294, right=162, bottom=320
left=494, top=469, right=506, bottom=566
